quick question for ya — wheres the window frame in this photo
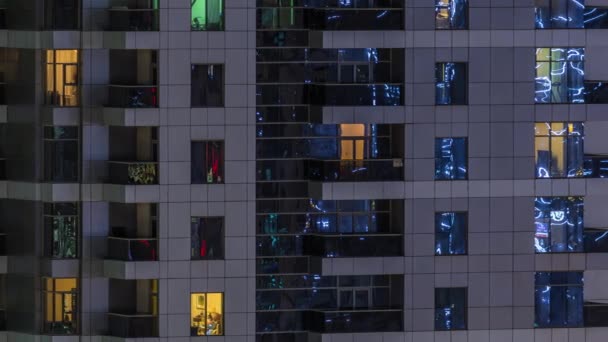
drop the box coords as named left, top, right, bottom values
left=535, top=47, right=585, bottom=104
left=434, top=287, right=467, bottom=331
left=44, top=202, right=79, bottom=259
left=43, top=50, right=80, bottom=107
left=191, top=0, right=225, bottom=31
left=43, top=277, right=79, bottom=335
left=191, top=64, right=225, bottom=107
left=191, top=140, right=225, bottom=184
left=43, top=126, right=80, bottom=182
left=435, top=0, right=469, bottom=30
left=434, top=137, right=468, bottom=180
left=534, top=271, right=584, bottom=328
left=190, top=216, right=225, bottom=260
left=435, top=62, right=468, bottom=105
left=190, top=292, right=224, bottom=336
left=534, top=122, right=585, bottom=178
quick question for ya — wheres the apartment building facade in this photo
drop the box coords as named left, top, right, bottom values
left=0, top=0, right=608, bottom=341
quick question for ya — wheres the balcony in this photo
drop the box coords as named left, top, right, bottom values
left=584, top=229, right=608, bottom=253
left=308, top=159, right=403, bottom=182
left=584, top=82, right=608, bottom=104
left=584, top=302, right=608, bottom=327
left=108, top=8, right=159, bottom=31
left=309, top=309, right=403, bottom=333
left=107, top=85, right=158, bottom=108
left=258, top=7, right=403, bottom=30
left=108, top=161, right=158, bottom=185
left=107, top=237, right=157, bottom=261
left=583, top=156, right=608, bottom=178
left=107, top=313, right=158, bottom=338
left=304, top=234, right=402, bottom=257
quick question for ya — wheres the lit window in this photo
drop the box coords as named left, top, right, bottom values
left=535, top=48, right=585, bottom=104
left=435, top=287, right=466, bottom=330
left=534, top=197, right=583, bottom=253
left=191, top=217, right=224, bottom=260
left=191, top=141, right=224, bottom=184
left=44, top=203, right=78, bottom=259
left=190, top=293, right=224, bottom=336
left=435, top=138, right=468, bottom=180
left=435, top=62, right=467, bottom=105
left=44, top=278, right=78, bottom=334
left=44, top=126, right=79, bottom=182
left=535, top=272, right=583, bottom=328
left=191, top=0, right=224, bottom=31
left=535, top=122, right=584, bottom=178
left=435, top=0, right=468, bottom=29
left=44, top=50, right=79, bottom=106
left=191, top=64, right=224, bottom=107
left=435, top=212, right=467, bottom=255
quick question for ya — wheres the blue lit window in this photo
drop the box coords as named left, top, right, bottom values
left=435, top=212, right=467, bottom=255
left=435, top=287, right=467, bottom=331
left=535, top=48, right=585, bottom=104
left=435, top=0, right=468, bottom=29
left=435, top=138, right=467, bottom=180
left=535, top=122, right=584, bottom=178
left=536, top=0, right=585, bottom=29
left=534, top=197, right=583, bottom=253
left=435, top=63, right=467, bottom=105
left=535, top=272, right=583, bottom=328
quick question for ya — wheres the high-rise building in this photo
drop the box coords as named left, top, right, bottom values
left=1, top=0, right=608, bottom=341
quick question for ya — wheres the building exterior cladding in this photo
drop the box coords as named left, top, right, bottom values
left=1, top=0, right=608, bottom=342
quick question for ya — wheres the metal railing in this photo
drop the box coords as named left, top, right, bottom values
left=107, top=237, right=158, bottom=261
left=107, top=161, right=158, bottom=185
left=107, top=85, right=158, bottom=108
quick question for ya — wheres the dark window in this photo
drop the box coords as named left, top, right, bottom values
left=191, top=217, right=224, bottom=260
left=435, top=0, right=468, bottom=29
left=535, top=122, right=584, bottom=178
left=435, top=138, right=467, bottom=180
left=435, top=62, right=467, bottom=105
left=535, top=272, right=583, bottom=328
left=435, top=287, right=467, bottom=330
left=536, top=48, right=585, bottom=104
left=44, top=0, right=80, bottom=30
left=534, top=197, right=583, bottom=253
left=435, top=212, right=467, bottom=255
left=191, top=141, right=224, bottom=184
left=191, top=64, right=224, bottom=107
left=44, top=203, right=78, bottom=259
left=44, top=126, right=79, bottom=182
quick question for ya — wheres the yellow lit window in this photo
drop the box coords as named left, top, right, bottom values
left=190, top=292, right=223, bottom=336
left=44, top=277, right=78, bottom=334
left=45, top=50, right=79, bottom=107
left=340, top=124, right=366, bottom=160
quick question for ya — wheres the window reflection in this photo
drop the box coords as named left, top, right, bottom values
left=535, top=48, right=585, bottom=104
left=535, top=122, right=584, bottom=178
left=435, top=62, right=467, bottom=105
left=435, top=212, right=467, bottom=255
left=44, top=203, right=78, bottom=259
left=190, top=293, right=224, bottom=336
left=535, top=272, right=583, bottom=328
left=535, top=197, right=583, bottom=253
left=435, top=138, right=468, bottom=180
left=45, top=50, right=79, bottom=106
left=435, top=0, right=468, bottom=29
left=435, top=287, right=467, bottom=330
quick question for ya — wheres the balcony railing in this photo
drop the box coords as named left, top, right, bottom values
left=257, top=8, right=403, bottom=30
left=584, top=302, right=608, bottom=327
left=309, top=309, right=403, bottom=333
left=108, top=8, right=159, bottom=31
left=107, top=85, right=158, bottom=108
left=308, top=159, right=403, bottom=182
left=108, top=161, right=158, bottom=185
left=584, top=82, right=608, bottom=104
left=304, top=234, right=402, bottom=257
left=583, top=155, right=608, bottom=178
left=107, top=237, right=158, bottom=261
left=108, top=313, right=158, bottom=337
left=308, top=84, right=403, bottom=106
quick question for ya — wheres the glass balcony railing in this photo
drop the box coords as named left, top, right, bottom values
left=108, top=313, right=158, bottom=338
left=108, top=161, right=158, bottom=185
left=308, top=84, right=403, bottom=106
left=309, top=309, right=403, bottom=333
left=584, top=82, right=608, bottom=104
left=584, top=229, right=608, bottom=253
left=107, top=237, right=158, bottom=261
left=583, top=156, right=608, bottom=178
left=584, top=302, right=608, bottom=327
left=308, top=159, right=403, bottom=182
left=304, top=234, right=402, bottom=257
left=108, top=8, right=159, bottom=31
left=257, top=8, right=403, bottom=30
left=107, top=85, right=158, bottom=108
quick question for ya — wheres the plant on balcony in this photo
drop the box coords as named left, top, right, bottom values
left=128, top=163, right=157, bottom=184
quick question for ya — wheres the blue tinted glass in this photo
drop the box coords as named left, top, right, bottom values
left=534, top=197, right=584, bottom=253
left=534, top=272, right=583, bottom=328
left=435, top=62, right=467, bottom=105
left=435, top=212, right=467, bottom=255
left=535, top=0, right=585, bottom=29
left=435, top=288, right=467, bottom=330
left=435, top=0, right=468, bottom=29
left=584, top=7, right=608, bottom=28
left=435, top=138, right=468, bottom=180
left=535, top=48, right=585, bottom=104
